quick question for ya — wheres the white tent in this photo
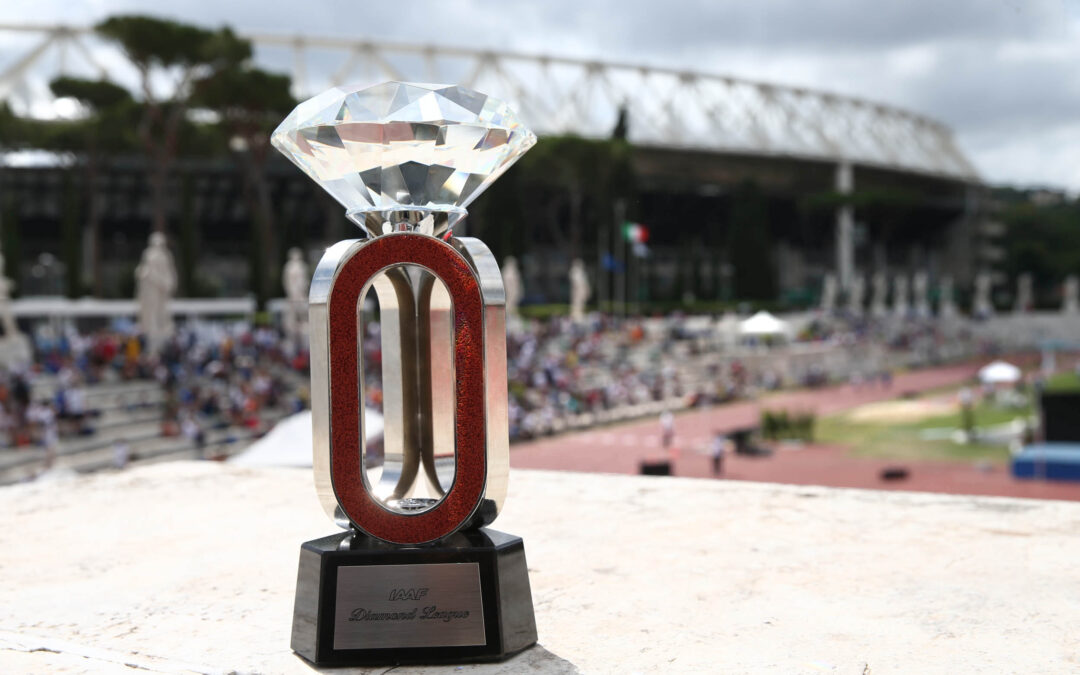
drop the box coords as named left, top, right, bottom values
left=738, top=311, right=790, bottom=336
left=230, top=408, right=384, bottom=468
left=978, top=360, right=1022, bottom=384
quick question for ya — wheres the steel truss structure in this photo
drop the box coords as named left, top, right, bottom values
left=0, top=23, right=977, bottom=182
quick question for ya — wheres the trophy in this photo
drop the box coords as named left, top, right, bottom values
left=271, top=82, right=538, bottom=666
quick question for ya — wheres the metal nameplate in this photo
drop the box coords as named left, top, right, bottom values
left=333, top=563, right=486, bottom=650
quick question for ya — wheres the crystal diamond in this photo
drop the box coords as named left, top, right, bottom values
left=271, top=81, right=536, bottom=238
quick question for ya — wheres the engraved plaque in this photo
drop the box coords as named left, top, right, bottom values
left=333, top=563, right=486, bottom=650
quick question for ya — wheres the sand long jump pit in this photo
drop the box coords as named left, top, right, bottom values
left=843, top=398, right=956, bottom=424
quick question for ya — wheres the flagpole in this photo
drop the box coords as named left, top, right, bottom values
left=628, top=234, right=635, bottom=316
left=614, top=198, right=626, bottom=319
left=597, top=213, right=606, bottom=315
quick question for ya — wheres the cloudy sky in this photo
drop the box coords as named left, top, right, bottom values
left=1, top=0, right=1078, bottom=191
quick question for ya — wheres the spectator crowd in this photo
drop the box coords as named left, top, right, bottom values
left=0, top=320, right=310, bottom=465
left=2, top=308, right=1005, bottom=467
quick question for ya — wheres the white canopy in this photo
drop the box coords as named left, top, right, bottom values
left=231, top=408, right=384, bottom=468
left=738, top=311, right=790, bottom=336
left=978, top=360, right=1022, bottom=384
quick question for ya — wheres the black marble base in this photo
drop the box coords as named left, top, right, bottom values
left=291, top=527, right=537, bottom=666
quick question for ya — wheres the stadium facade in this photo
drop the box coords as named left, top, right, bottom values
left=0, top=25, right=997, bottom=307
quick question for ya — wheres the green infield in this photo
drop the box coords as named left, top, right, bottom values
left=816, top=394, right=1034, bottom=463
left=1045, top=371, right=1080, bottom=392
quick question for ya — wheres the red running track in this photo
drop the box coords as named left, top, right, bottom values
left=509, top=360, right=1080, bottom=502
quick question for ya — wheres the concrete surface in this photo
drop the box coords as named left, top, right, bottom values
left=1, top=462, right=1078, bottom=673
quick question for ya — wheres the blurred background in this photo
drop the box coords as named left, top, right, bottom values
left=0, top=1, right=1078, bottom=499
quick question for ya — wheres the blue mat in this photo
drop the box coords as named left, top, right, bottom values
left=1012, top=443, right=1080, bottom=481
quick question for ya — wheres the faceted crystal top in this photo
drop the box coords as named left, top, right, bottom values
left=271, top=81, right=536, bottom=238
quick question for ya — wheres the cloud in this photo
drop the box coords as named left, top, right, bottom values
left=0, top=0, right=1077, bottom=189
left=518, top=0, right=1068, bottom=59
left=967, top=120, right=1080, bottom=189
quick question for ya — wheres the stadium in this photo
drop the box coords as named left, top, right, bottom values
left=0, top=23, right=994, bottom=307
left=3, top=10, right=1080, bottom=672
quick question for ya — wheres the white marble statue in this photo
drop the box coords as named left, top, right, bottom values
left=0, top=251, right=30, bottom=366
left=1014, top=273, right=1033, bottom=314
left=135, top=232, right=177, bottom=350
left=568, top=258, right=591, bottom=323
left=0, top=254, right=18, bottom=339
left=870, top=271, right=888, bottom=318
left=282, top=247, right=310, bottom=347
left=1063, top=275, right=1079, bottom=315
left=819, top=273, right=837, bottom=314
left=912, top=271, right=930, bottom=319
left=892, top=274, right=910, bottom=318
left=847, top=274, right=865, bottom=316
left=718, top=310, right=740, bottom=347
left=502, top=256, right=523, bottom=322
left=973, top=272, right=994, bottom=318
left=939, top=275, right=958, bottom=319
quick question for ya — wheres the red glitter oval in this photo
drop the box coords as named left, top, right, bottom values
left=327, top=233, right=486, bottom=545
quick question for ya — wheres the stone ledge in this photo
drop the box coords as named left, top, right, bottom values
left=1, top=462, right=1078, bottom=673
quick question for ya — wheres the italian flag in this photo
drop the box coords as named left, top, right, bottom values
left=622, top=222, right=650, bottom=258
left=622, top=222, right=649, bottom=244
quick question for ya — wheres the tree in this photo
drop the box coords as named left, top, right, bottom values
left=612, top=105, right=629, bottom=141
left=191, top=65, right=294, bottom=306
left=996, top=191, right=1080, bottom=307
left=95, top=15, right=251, bottom=235
left=478, top=135, right=633, bottom=258
left=48, top=77, right=135, bottom=295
